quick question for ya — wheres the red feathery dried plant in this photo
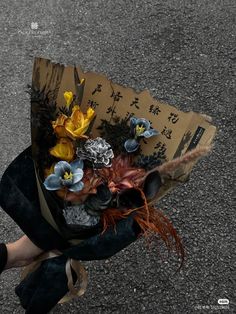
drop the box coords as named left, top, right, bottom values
left=97, top=154, right=146, bottom=192
left=101, top=188, right=185, bottom=268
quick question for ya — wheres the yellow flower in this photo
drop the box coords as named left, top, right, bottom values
left=64, top=91, right=73, bottom=107
left=86, top=107, right=95, bottom=120
left=52, top=114, right=68, bottom=138
left=64, top=105, right=95, bottom=140
left=51, top=106, right=95, bottom=140
left=49, top=138, right=75, bottom=162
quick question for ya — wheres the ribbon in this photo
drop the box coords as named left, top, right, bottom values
left=20, top=250, right=88, bottom=304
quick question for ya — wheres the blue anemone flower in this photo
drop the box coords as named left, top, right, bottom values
left=44, top=159, right=84, bottom=192
left=124, top=117, right=159, bottom=153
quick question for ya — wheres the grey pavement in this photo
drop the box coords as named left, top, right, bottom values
left=0, top=0, right=235, bottom=313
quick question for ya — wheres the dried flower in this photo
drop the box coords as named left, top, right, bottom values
left=124, top=117, right=159, bottom=153
left=57, top=167, right=104, bottom=203
left=52, top=105, right=95, bottom=140
left=77, top=137, right=114, bottom=168
left=63, top=204, right=100, bottom=226
left=97, top=154, right=146, bottom=193
left=52, top=114, right=68, bottom=138
left=44, top=159, right=84, bottom=192
left=63, top=91, right=73, bottom=107
left=49, top=138, right=75, bottom=162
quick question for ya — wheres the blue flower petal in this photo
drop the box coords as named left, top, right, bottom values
left=142, top=129, right=159, bottom=138
left=69, top=181, right=84, bottom=192
left=136, top=118, right=150, bottom=130
left=54, top=161, right=71, bottom=177
left=61, top=178, right=73, bottom=187
left=72, top=169, right=84, bottom=184
left=124, top=138, right=140, bottom=153
left=130, top=117, right=138, bottom=129
left=44, top=174, right=61, bottom=191
left=70, top=159, right=84, bottom=171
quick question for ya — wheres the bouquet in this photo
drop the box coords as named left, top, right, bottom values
left=0, top=57, right=216, bottom=313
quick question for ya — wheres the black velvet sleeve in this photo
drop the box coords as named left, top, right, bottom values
left=0, top=147, right=69, bottom=251
left=63, top=214, right=140, bottom=260
left=14, top=215, right=140, bottom=314
left=1, top=147, right=140, bottom=313
left=0, top=147, right=140, bottom=255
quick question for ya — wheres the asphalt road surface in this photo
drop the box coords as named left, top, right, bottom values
left=0, top=1, right=235, bottom=313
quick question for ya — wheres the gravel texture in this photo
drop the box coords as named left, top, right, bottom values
left=0, top=0, right=235, bottom=313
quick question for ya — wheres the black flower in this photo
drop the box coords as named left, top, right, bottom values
left=77, top=137, right=114, bottom=168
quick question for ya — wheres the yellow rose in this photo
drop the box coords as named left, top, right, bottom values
left=52, top=114, right=68, bottom=138
left=64, top=91, right=73, bottom=107
left=64, top=105, right=95, bottom=140
left=51, top=106, right=95, bottom=140
left=49, top=138, right=75, bottom=162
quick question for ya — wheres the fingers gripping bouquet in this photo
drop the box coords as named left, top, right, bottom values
left=0, top=57, right=216, bottom=313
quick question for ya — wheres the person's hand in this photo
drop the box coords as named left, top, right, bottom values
left=5, top=235, right=44, bottom=270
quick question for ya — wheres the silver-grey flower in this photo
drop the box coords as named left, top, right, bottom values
left=77, top=137, right=114, bottom=168
left=63, top=204, right=100, bottom=227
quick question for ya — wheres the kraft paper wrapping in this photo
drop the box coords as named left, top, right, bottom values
left=31, top=57, right=216, bottom=237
